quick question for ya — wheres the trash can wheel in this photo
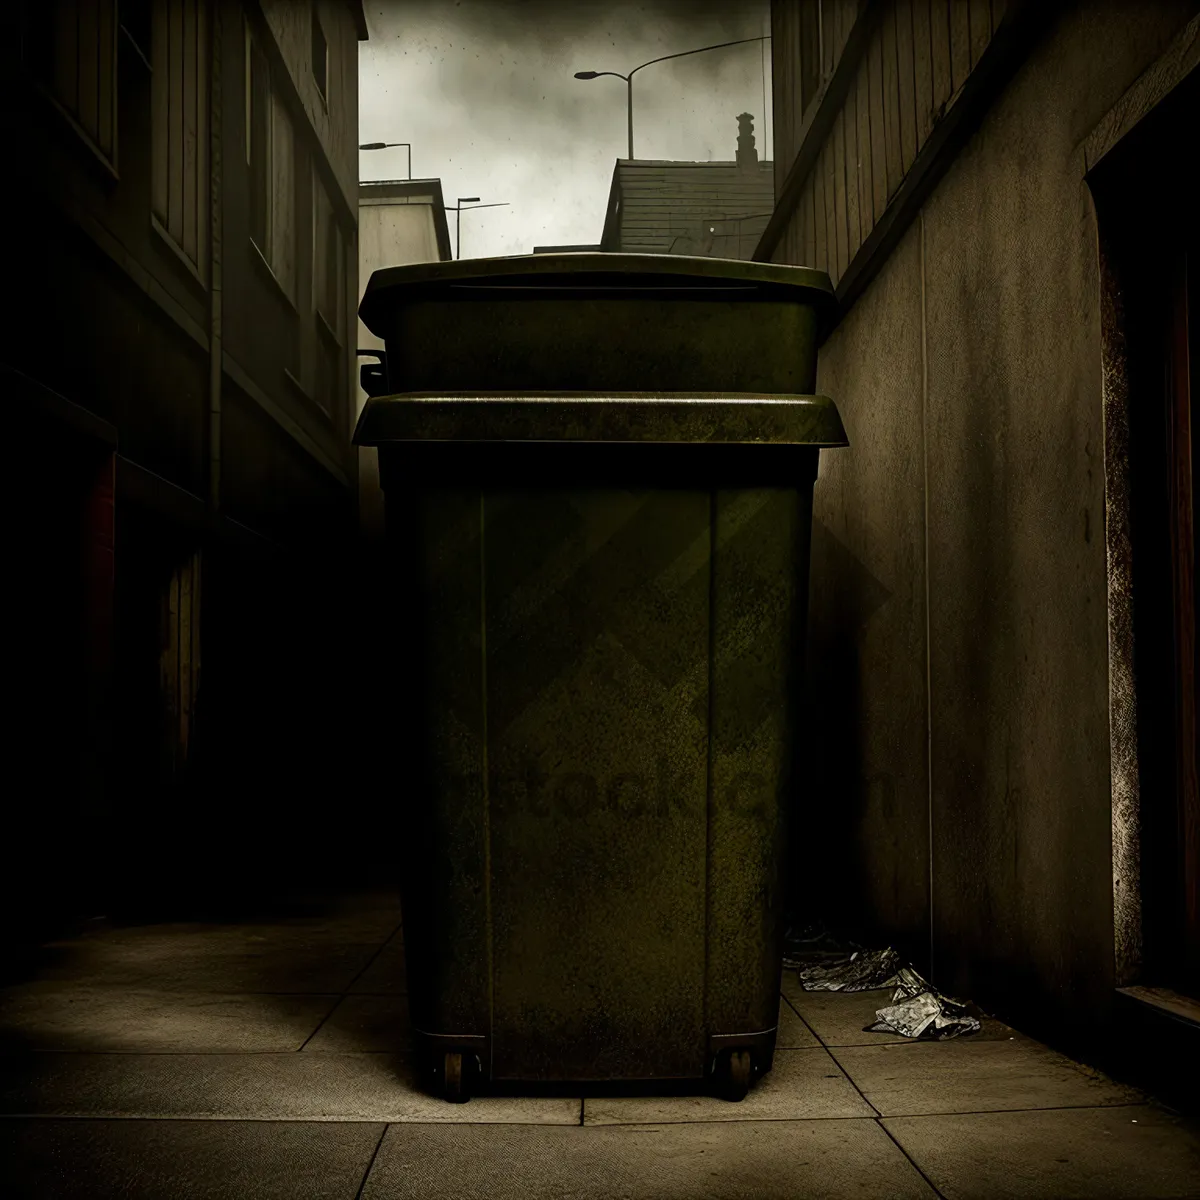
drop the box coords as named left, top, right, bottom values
left=441, top=1051, right=469, bottom=1104
left=717, top=1049, right=753, bottom=1102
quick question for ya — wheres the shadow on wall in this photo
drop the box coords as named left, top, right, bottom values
left=102, top=536, right=392, bottom=924
left=792, top=518, right=894, bottom=939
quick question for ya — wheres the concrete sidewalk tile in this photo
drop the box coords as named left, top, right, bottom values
left=348, top=943, right=408, bottom=995
left=303, top=994, right=411, bottom=1053
left=582, top=1047, right=874, bottom=1125
left=0, top=1052, right=578, bottom=1124
left=884, top=1104, right=1200, bottom=1199
left=0, top=1118, right=385, bottom=1200
left=777, top=995, right=821, bottom=1048
left=834, top=1038, right=1145, bottom=1117
left=781, top=987, right=915, bottom=1046
left=782, top=986, right=1019, bottom=1048
left=0, top=987, right=338, bottom=1053
left=361, top=1119, right=938, bottom=1199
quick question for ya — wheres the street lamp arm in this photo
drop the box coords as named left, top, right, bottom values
left=627, top=35, right=770, bottom=79
left=359, top=141, right=412, bottom=180
left=576, top=35, right=772, bottom=159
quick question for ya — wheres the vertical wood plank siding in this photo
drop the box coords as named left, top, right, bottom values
left=813, top=152, right=827, bottom=273
left=969, top=0, right=993, bottom=67
left=46, top=0, right=118, bottom=161
left=896, top=0, right=918, bottom=174
left=868, top=24, right=887, bottom=223
left=766, top=0, right=1000, bottom=283
left=844, top=80, right=862, bottom=259
left=169, top=1, right=184, bottom=236
left=182, top=0, right=198, bottom=264
left=913, top=0, right=934, bottom=144
left=772, top=0, right=793, bottom=196
left=772, top=0, right=864, bottom=189
left=881, top=4, right=902, bottom=202
left=950, top=0, right=972, bottom=93
left=931, top=0, right=953, bottom=116
left=855, top=58, right=873, bottom=243
left=153, top=0, right=211, bottom=278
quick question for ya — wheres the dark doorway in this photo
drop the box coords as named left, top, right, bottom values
left=1092, top=67, right=1199, bottom=999
left=110, top=506, right=203, bottom=917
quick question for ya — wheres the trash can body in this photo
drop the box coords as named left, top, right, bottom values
left=355, top=255, right=846, bottom=1094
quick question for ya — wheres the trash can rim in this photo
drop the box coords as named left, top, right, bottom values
left=359, top=253, right=835, bottom=334
left=354, top=391, right=849, bottom=449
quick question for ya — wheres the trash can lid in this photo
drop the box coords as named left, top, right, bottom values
left=359, top=253, right=836, bottom=338
left=354, top=392, right=848, bottom=448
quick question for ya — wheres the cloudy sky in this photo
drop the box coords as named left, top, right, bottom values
left=358, top=0, right=772, bottom=258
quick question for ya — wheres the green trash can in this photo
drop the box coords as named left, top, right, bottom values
left=355, top=254, right=846, bottom=1103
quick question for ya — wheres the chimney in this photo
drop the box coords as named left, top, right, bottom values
left=736, top=112, right=758, bottom=169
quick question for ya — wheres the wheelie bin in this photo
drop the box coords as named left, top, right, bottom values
left=354, top=253, right=846, bottom=1102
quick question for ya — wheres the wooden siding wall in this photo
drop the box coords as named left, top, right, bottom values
left=268, top=86, right=297, bottom=298
left=771, top=0, right=1007, bottom=282
left=41, top=0, right=119, bottom=163
left=152, top=0, right=210, bottom=279
left=259, top=0, right=360, bottom=215
left=772, top=0, right=862, bottom=198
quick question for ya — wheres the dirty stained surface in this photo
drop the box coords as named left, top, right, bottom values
left=0, top=891, right=1197, bottom=1199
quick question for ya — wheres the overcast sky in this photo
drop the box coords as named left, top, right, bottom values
left=358, top=0, right=772, bottom=259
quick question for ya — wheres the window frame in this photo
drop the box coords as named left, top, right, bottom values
left=245, top=18, right=272, bottom=259
left=26, top=0, right=121, bottom=178
left=313, top=182, right=343, bottom=342
left=150, top=0, right=210, bottom=282
left=311, top=6, right=329, bottom=109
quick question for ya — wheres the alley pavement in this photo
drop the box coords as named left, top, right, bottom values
left=1, top=891, right=1197, bottom=1198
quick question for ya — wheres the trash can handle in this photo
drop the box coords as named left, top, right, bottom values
left=357, top=349, right=389, bottom=398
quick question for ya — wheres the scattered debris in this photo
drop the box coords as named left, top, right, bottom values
left=866, top=964, right=982, bottom=1039
left=783, top=924, right=981, bottom=1040
left=795, top=947, right=903, bottom=993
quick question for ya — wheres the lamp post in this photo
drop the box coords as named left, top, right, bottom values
left=573, top=36, right=770, bottom=160
left=445, top=197, right=510, bottom=260
left=359, top=141, right=412, bottom=180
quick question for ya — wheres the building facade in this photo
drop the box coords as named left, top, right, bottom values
left=1, top=0, right=368, bottom=940
left=356, top=177, right=451, bottom=539
left=599, top=115, right=775, bottom=259
left=764, top=0, right=1198, bottom=1098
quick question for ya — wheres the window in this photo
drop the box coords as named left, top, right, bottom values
left=151, top=0, right=210, bottom=275
left=245, top=22, right=296, bottom=299
left=313, top=175, right=344, bottom=415
left=311, top=8, right=328, bottom=106
left=246, top=27, right=270, bottom=252
left=28, top=0, right=119, bottom=163
left=313, top=180, right=342, bottom=336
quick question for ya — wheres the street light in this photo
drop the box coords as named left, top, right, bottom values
left=574, top=36, right=770, bottom=160
left=359, top=141, right=412, bottom=180
left=444, top=197, right=510, bottom=260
